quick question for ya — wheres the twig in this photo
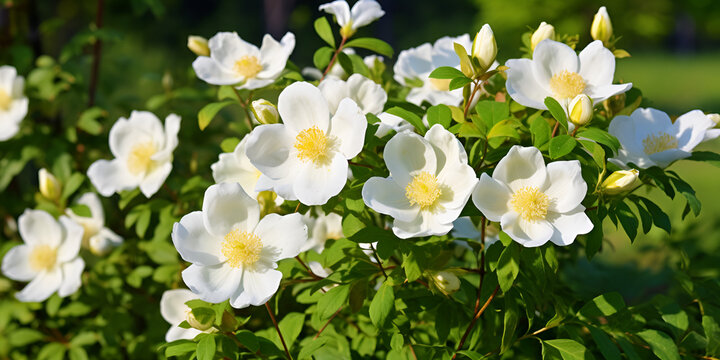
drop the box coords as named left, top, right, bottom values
left=232, top=88, right=254, bottom=130
left=295, top=256, right=323, bottom=281
left=349, top=161, right=374, bottom=169
left=451, top=285, right=500, bottom=359
left=88, top=0, right=104, bottom=107
left=463, top=79, right=482, bottom=119
left=551, top=121, right=560, bottom=138
left=314, top=306, right=343, bottom=339
left=265, top=302, right=293, bottom=360
left=370, top=243, right=388, bottom=279
left=320, top=36, right=348, bottom=82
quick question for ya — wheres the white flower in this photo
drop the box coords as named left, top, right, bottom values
left=505, top=39, right=632, bottom=111
left=451, top=216, right=499, bottom=247
left=472, top=146, right=593, bottom=247
left=374, top=112, right=415, bottom=138
left=307, top=261, right=338, bottom=292
left=66, top=193, right=123, bottom=256
left=160, top=289, right=208, bottom=342
left=393, top=34, right=472, bottom=106
left=88, top=111, right=180, bottom=198
left=704, top=113, right=720, bottom=142
left=363, top=55, right=384, bottom=70
left=192, top=32, right=295, bottom=90
left=362, top=124, right=477, bottom=238
left=319, top=73, right=387, bottom=116
left=608, top=108, right=715, bottom=169
left=319, top=0, right=385, bottom=37
left=0, top=66, right=29, bottom=141
left=245, top=81, right=367, bottom=206
left=172, top=183, right=307, bottom=308
left=300, top=210, right=343, bottom=253
left=1, top=209, right=85, bottom=302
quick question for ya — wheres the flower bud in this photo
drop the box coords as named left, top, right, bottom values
left=433, top=271, right=460, bottom=295
left=707, top=113, right=720, bottom=127
left=187, top=35, right=210, bottom=56
left=531, top=22, right=555, bottom=51
left=568, top=94, right=593, bottom=126
left=187, top=310, right=214, bottom=331
left=471, top=24, right=497, bottom=72
left=591, top=6, right=613, bottom=44
left=251, top=99, right=279, bottom=124
left=601, top=169, right=640, bottom=195
left=89, top=236, right=115, bottom=256
left=39, top=168, right=61, bottom=201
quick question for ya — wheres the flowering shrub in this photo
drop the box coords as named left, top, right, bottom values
left=2, top=2, right=720, bottom=359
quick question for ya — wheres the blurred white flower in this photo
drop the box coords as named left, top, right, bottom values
left=363, top=55, right=384, bottom=70
left=300, top=210, right=343, bottom=253
left=319, top=0, right=385, bottom=38
left=608, top=108, right=716, bottom=169
left=472, top=146, right=593, bottom=247
left=192, top=32, right=295, bottom=90
left=1, top=209, right=84, bottom=302
left=66, top=193, right=123, bottom=256
left=187, top=35, right=210, bottom=56
left=319, top=73, right=387, bottom=116
left=373, top=112, right=415, bottom=138
left=451, top=216, right=499, bottom=247
left=308, top=261, right=338, bottom=292
left=0, top=65, right=29, bottom=141
left=362, top=124, right=477, bottom=238
left=246, top=82, right=366, bottom=205
left=172, top=183, right=307, bottom=308
left=87, top=111, right=180, bottom=198
left=160, top=289, right=209, bottom=342
left=505, top=39, right=631, bottom=110
left=38, top=168, right=61, bottom=202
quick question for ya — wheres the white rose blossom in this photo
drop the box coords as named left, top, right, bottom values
left=172, top=183, right=307, bottom=308
left=88, top=111, right=180, bottom=198
left=318, top=73, right=387, bottom=116
left=1, top=209, right=84, bottom=302
left=319, top=0, right=385, bottom=37
left=0, top=65, right=29, bottom=141
left=160, top=289, right=210, bottom=342
left=245, top=81, right=366, bottom=206
left=362, top=124, right=477, bottom=238
left=374, top=112, right=415, bottom=138
left=608, top=108, right=717, bottom=169
left=472, top=146, right=593, bottom=247
left=505, top=39, right=631, bottom=110
left=66, top=192, right=123, bottom=256
left=192, top=31, right=295, bottom=90
left=300, top=209, right=343, bottom=253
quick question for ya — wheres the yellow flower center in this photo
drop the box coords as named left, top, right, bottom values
left=642, top=132, right=678, bottom=155
left=0, top=89, right=11, bottom=111
left=549, top=70, right=586, bottom=100
left=294, top=126, right=332, bottom=165
left=126, top=142, right=157, bottom=175
left=234, top=56, right=263, bottom=79
left=405, top=171, right=442, bottom=210
left=511, top=186, right=550, bottom=221
left=29, top=245, right=57, bottom=271
left=222, top=229, right=263, bottom=268
left=429, top=78, right=451, bottom=91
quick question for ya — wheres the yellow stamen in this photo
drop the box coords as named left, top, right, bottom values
left=294, top=126, right=332, bottom=165
left=0, top=89, right=11, bottom=111
left=429, top=78, right=451, bottom=91
left=510, top=186, right=550, bottom=221
left=405, top=171, right=442, bottom=210
left=126, top=142, right=157, bottom=175
left=549, top=70, right=586, bottom=100
left=29, top=245, right=57, bottom=271
left=642, top=132, right=678, bottom=155
left=222, top=229, right=263, bottom=268
left=234, top=56, right=263, bottom=79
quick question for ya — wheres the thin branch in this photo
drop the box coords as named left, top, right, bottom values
left=265, top=302, right=293, bottom=360
left=314, top=306, right=343, bottom=339
left=320, top=36, right=348, bottom=82
left=349, top=161, right=374, bottom=169
left=463, top=79, right=482, bottom=119
left=370, top=243, right=388, bottom=279
left=451, top=285, right=500, bottom=359
left=88, top=0, right=104, bottom=107
left=551, top=120, right=560, bottom=138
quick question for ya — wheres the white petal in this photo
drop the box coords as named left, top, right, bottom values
left=547, top=205, right=593, bottom=246
left=492, top=145, right=547, bottom=192
left=471, top=173, right=512, bottom=222
left=172, top=211, right=224, bottom=266
left=345, top=74, right=386, bottom=115
left=350, top=0, right=385, bottom=28
left=110, top=111, right=164, bottom=159
left=543, top=160, right=587, bottom=213
left=374, top=112, right=413, bottom=138
left=202, top=183, right=260, bottom=237
left=293, top=153, right=348, bottom=205
left=139, top=162, right=172, bottom=198
left=431, top=34, right=471, bottom=68
left=436, top=162, right=477, bottom=211
left=648, top=149, right=691, bottom=168
left=500, top=212, right=553, bottom=246
left=319, top=0, right=351, bottom=27
left=253, top=213, right=307, bottom=261
left=578, top=40, right=616, bottom=88
left=153, top=113, right=181, bottom=162
left=674, top=110, right=713, bottom=151
left=256, top=174, right=297, bottom=201
left=278, top=82, right=330, bottom=133
left=87, top=159, right=140, bottom=196
left=18, top=209, right=61, bottom=247
left=384, top=131, right=436, bottom=187
left=425, top=124, right=468, bottom=170
left=531, top=39, right=580, bottom=86
left=15, top=268, right=62, bottom=302
left=329, top=98, right=367, bottom=159
left=362, top=177, right=418, bottom=222
left=258, top=33, right=295, bottom=79
left=0, top=66, right=17, bottom=93
left=192, top=56, right=242, bottom=85
left=318, top=76, right=350, bottom=115
left=245, top=124, right=295, bottom=180
left=208, top=32, right=260, bottom=73
left=237, top=78, right=276, bottom=90
left=393, top=43, right=433, bottom=85
left=182, top=263, right=242, bottom=303
left=75, top=193, right=104, bottom=224
left=505, top=58, right=549, bottom=110
left=607, top=114, right=643, bottom=155
left=166, top=326, right=202, bottom=342
left=1, top=245, right=38, bottom=281
left=229, top=269, right=282, bottom=308
left=586, top=83, right=632, bottom=104
left=0, top=119, right=20, bottom=141
left=57, top=216, right=83, bottom=263
left=160, top=289, right=197, bottom=325
left=58, top=257, right=84, bottom=297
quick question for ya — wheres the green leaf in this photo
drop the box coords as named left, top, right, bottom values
left=196, top=334, right=216, bottom=360
left=500, top=294, right=519, bottom=353
left=299, top=337, right=328, bottom=359
left=497, top=242, right=520, bottom=293
left=578, top=292, right=626, bottom=320
left=668, top=175, right=701, bottom=216
left=344, top=37, right=394, bottom=57
left=457, top=350, right=484, bottom=360
left=314, top=17, right=335, bottom=48
left=277, top=312, right=306, bottom=349
left=530, top=116, right=552, bottom=148
left=428, top=66, right=465, bottom=79
left=636, top=329, right=680, bottom=360
left=587, top=326, right=621, bottom=360
left=164, top=341, right=197, bottom=357
left=337, top=51, right=353, bottom=75
left=544, top=97, right=568, bottom=133
left=8, top=328, right=45, bottom=347
left=77, top=107, right=105, bottom=135
left=191, top=307, right=216, bottom=326
left=575, top=128, right=621, bottom=154
left=198, top=100, right=235, bottom=130
left=615, top=201, right=638, bottom=241
left=61, top=173, right=85, bottom=200
left=220, top=137, right=240, bottom=153
left=68, top=347, right=89, bottom=360
left=235, top=330, right=260, bottom=352
left=317, top=284, right=350, bottom=319
left=702, top=305, right=720, bottom=356
left=548, top=135, right=577, bottom=159
left=688, top=151, right=720, bottom=168
left=313, top=46, right=335, bottom=70
left=68, top=204, right=91, bottom=218
left=637, top=197, right=671, bottom=233
left=475, top=100, right=510, bottom=128
left=543, top=339, right=594, bottom=360
left=487, top=119, right=520, bottom=140
left=449, top=76, right=473, bottom=91
left=386, top=106, right=426, bottom=133
left=426, top=104, right=452, bottom=128
left=615, top=337, right=642, bottom=360
left=369, top=283, right=395, bottom=328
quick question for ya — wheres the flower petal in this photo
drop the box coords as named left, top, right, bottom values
left=110, top=111, right=164, bottom=159
left=543, top=160, right=587, bottom=213
left=229, top=268, right=282, bottom=308
left=437, top=162, right=477, bottom=211
left=547, top=205, right=593, bottom=246
left=278, top=82, right=330, bottom=133
left=139, top=162, right=172, bottom=198
left=1, top=245, right=38, bottom=281
left=166, top=326, right=202, bottom=342
left=393, top=43, right=433, bottom=86
left=172, top=211, right=225, bottom=266
left=202, top=183, right=260, bottom=237
left=192, top=56, right=242, bottom=85
left=319, top=0, right=351, bottom=27
left=586, top=83, right=632, bottom=104
left=18, top=209, right=61, bottom=247
left=245, top=124, right=295, bottom=180
left=253, top=213, right=307, bottom=261
left=152, top=113, right=181, bottom=162
left=362, top=177, right=418, bottom=222
left=318, top=76, right=351, bottom=115
left=87, top=159, right=140, bottom=197
left=384, top=131, right=436, bottom=187
left=350, top=0, right=385, bottom=28
left=75, top=193, right=104, bottom=224
left=500, top=212, right=553, bottom=246
left=15, top=267, right=62, bottom=302
left=578, top=40, right=616, bottom=88
left=160, top=289, right=197, bottom=325
left=58, top=257, right=84, bottom=297
left=492, top=145, right=547, bottom=192
left=182, top=263, right=242, bottom=304
left=329, top=98, right=367, bottom=159
left=471, top=173, right=512, bottom=222
left=293, top=153, right=348, bottom=205
left=531, top=39, right=580, bottom=86
left=345, top=74, right=386, bottom=115
left=649, top=149, right=691, bottom=168
left=674, top=110, right=713, bottom=151
left=505, top=58, right=549, bottom=110
left=57, top=216, right=83, bottom=263
left=258, top=33, right=295, bottom=79
left=208, top=32, right=260, bottom=73
left=425, top=124, right=468, bottom=170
